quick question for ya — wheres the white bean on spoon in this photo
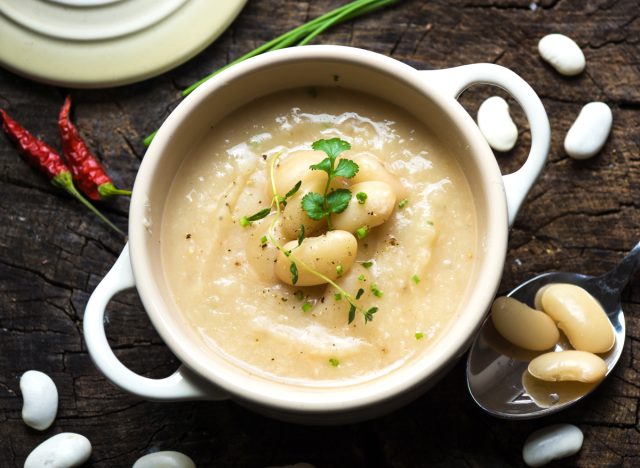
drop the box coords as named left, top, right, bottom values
left=564, top=102, right=613, bottom=160
left=20, top=370, right=58, bottom=431
left=477, top=96, right=518, bottom=152
left=538, top=34, right=586, bottom=76
left=523, top=424, right=584, bottom=467
left=24, top=433, right=92, bottom=468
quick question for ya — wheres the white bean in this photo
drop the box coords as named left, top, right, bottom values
left=331, top=181, right=396, bottom=233
left=490, top=296, right=559, bottom=351
left=523, top=424, right=584, bottom=467
left=20, top=370, right=58, bottom=431
left=274, top=230, right=357, bottom=286
left=24, top=433, right=92, bottom=468
left=281, top=171, right=327, bottom=239
left=564, top=102, right=612, bottom=160
left=348, top=152, right=404, bottom=196
left=538, top=283, right=615, bottom=353
left=528, top=350, right=607, bottom=383
left=269, top=150, right=325, bottom=198
left=133, top=451, right=196, bottom=468
left=538, top=34, right=586, bottom=76
left=477, top=96, right=518, bottom=152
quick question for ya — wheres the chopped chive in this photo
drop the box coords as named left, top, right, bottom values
left=294, top=290, right=305, bottom=301
left=336, top=264, right=344, bottom=277
left=426, top=220, right=434, bottom=226
left=411, top=274, right=420, bottom=284
left=415, top=332, right=424, bottom=340
left=356, top=191, right=368, bottom=204
left=355, top=225, right=369, bottom=239
left=358, top=274, right=366, bottom=281
left=260, top=235, right=268, bottom=245
left=398, top=198, right=409, bottom=209
left=362, top=261, right=373, bottom=268
left=290, top=262, right=299, bottom=285
left=239, top=217, right=250, bottom=227
left=371, top=284, right=383, bottom=298
left=355, top=288, right=365, bottom=299
left=302, top=302, right=313, bottom=313
left=334, top=293, right=342, bottom=301
left=329, top=358, right=340, bottom=367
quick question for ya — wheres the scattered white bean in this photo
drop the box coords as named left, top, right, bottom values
left=274, top=230, right=358, bottom=286
left=538, top=283, right=615, bottom=353
left=331, top=181, right=396, bottom=233
left=523, top=424, right=584, bottom=467
left=477, top=96, right=519, bottom=152
left=20, top=370, right=58, bottom=431
left=133, top=451, right=196, bottom=468
left=538, top=34, right=586, bottom=76
left=528, top=350, right=608, bottom=383
left=24, top=433, right=92, bottom=468
left=490, top=296, right=559, bottom=351
left=564, top=102, right=613, bottom=160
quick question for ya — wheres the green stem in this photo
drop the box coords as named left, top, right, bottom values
left=53, top=172, right=126, bottom=237
left=98, top=182, right=132, bottom=198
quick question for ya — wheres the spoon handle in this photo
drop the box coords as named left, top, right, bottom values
left=593, top=240, right=640, bottom=296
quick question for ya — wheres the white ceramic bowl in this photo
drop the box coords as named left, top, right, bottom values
left=84, top=46, right=550, bottom=424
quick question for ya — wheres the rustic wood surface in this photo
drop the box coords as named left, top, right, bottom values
left=1, top=0, right=638, bottom=466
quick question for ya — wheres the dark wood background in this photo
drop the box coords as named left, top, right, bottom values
left=1, top=0, right=638, bottom=466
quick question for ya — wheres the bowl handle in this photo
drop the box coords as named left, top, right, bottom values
left=420, top=64, right=551, bottom=226
left=84, top=243, right=228, bottom=401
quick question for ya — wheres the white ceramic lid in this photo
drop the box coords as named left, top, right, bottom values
left=0, top=0, right=247, bottom=88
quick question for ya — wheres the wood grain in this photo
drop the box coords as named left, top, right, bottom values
left=1, top=0, right=638, bottom=466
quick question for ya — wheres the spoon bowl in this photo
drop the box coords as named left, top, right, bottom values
left=466, top=242, right=640, bottom=419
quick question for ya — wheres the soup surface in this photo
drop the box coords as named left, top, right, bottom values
left=162, top=87, right=477, bottom=384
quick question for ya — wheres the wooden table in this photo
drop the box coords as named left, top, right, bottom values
left=1, top=1, right=638, bottom=466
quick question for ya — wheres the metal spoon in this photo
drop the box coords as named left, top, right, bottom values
left=466, top=240, right=640, bottom=419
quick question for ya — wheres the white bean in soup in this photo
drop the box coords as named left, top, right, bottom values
left=331, top=180, right=397, bottom=233
left=161, top=88, right=477, bottom=383
left=274, top=230, right=358, bottom=286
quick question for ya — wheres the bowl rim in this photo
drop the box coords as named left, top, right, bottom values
left=129, top=45, right=508, bottom=413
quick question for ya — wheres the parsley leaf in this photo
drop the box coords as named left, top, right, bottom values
left=348, top=303, right=356, bottom=324
left=312, top=138, right=351, bottom=163
left=285, top=180, right=302, bottom=199
left=301, top=192, right=327, bottom=220
left=333, top=158, right=359, bottom=179
left=326, top=189, right=352, bottom=214
left=309, top=158, right=332, bottom=174
left=364, top=306, right=378, bottom=323
left=246, top=208, right=271, bottom=221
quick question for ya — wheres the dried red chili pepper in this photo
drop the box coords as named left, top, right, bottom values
left=1, top=108, right=125, bottom=237
left=59, top=96, right=132, bottom=201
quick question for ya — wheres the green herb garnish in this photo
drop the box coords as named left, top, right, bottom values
left=356, top=191, right=368, bottom=204
left=398, top=198, right=409, bottom=209
left=334, top=293, right=342, bottom=301
left=358, top=274, right=366, bottom=281
left=415, top=332, right=424, bottom=340
left=290, top=262, right=299, bottom=285
left=411, top=274, right=420, bottom=284
left=355, top=288, right=365, bottom=300
left=355, top=226, right=369, bottom=239
left=329, top=358, right=340, bottom=367
left=260, top=235, right=268, bottom=245
left=371, top=284, right=383, bottom=298
left=301, top=138, right=358, bottom=228
left=336, top=264, right=344, bottom=277
left=297, top=224, right=305, bottom=246
left=362, top=261, right=373, bottom=268
left=294, top=290, right=305, bottom=301
left=364, top=307, right=378, bottom=323
left=302, top=302, right=313, bottom=313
